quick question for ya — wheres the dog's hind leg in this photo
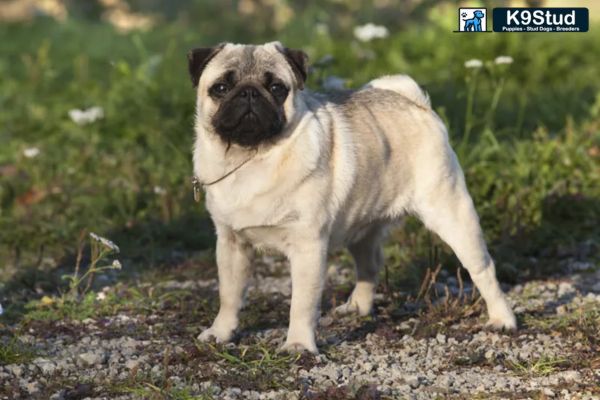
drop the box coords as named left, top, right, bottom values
left=336, top=225, right=386, bottom=316
left=413, top=154, right=516, bottom=330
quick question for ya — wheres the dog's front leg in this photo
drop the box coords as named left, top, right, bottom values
left=198, top=225, right=252, bottom=343
left=281, top=236, right=328, bottom=354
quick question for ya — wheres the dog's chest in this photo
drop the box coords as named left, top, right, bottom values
left=204, top=178, right=300, bottom=233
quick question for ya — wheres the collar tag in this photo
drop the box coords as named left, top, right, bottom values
left=192, top=176, right=202, bottom=203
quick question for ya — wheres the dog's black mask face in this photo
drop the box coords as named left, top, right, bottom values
left=188, top=44, right=308, bottom=148
left=209, top=71, right=289, bottom=148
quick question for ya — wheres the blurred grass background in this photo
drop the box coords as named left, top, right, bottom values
left=0, top=0, right=598, bottom=308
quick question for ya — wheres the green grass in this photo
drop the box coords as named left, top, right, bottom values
left=524, top=301, right=600, bottom=346
left=120, top=383, right=215, bottom=400
left=506, top=356, right=569, bottom=377
left=19, top=283, right=217, bottom=333
left=0, top=338, right=39, bottom=365
left=194, top=342, right=303, bottom=392
left=0, top=2, right=599, bottom=319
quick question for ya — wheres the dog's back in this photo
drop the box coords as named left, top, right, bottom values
left=306, top=76, right=453, bottom=247
left=362, top=75, right=431, bottom=109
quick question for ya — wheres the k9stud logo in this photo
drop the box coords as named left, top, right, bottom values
left=493, top=8, right=589, bottom=32
left=457, top=8, right=488, bottom=32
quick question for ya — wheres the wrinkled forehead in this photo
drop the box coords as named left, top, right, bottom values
left=201, top=44, right=291, bottom=86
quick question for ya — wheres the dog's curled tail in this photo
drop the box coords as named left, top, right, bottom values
left=363, top=74, right=431, bottom=109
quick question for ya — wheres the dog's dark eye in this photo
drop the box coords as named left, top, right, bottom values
left=210, top=83, right=229, bottom=96
left=269, top=83, right=287, bottom=95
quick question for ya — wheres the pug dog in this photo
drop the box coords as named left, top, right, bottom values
left=189, top=42, right=516, bottom=353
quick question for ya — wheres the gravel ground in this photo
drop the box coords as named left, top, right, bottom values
left=1, top=255, right=599, bottom=400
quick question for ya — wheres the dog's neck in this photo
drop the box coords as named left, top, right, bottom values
left=193, top=93, right=315, bottom=176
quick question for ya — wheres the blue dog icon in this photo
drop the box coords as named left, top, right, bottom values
left=463, top=10, right=485, bottom=31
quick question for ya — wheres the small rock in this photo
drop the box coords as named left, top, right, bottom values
left=151, top=364, right=161, bottom=377
left=569, top=261, right=593, bottom=271
left=5, top=364, right=23, bottom=377
left=559, top=370, right=581, bottom=382
left=488, top=333, right=500, bottom=345
left=120, top=337, right=139, bottom=348
left=34, top=358, right=57, bottom=375
left=362, top=362, right=374, bottom=372
left=55, top=360, right=71, bottom=372
left=398, top=321, right=411, bottom=330
left=405, top=374, right=421, bottom=388
left=585, top=292, right=599, bottom=301
left=543, top=388, right=555, bottom=397
left=78, top=351, right=106, bottom=366
left=397, top=384, right=411, bottom=392
left=340, top=366, right=351, bottom=379
left=514, top=305, right=526, bottom=314
left=63, top=383, right=93, bottom=399
left=49, top=390, right=65, bottom=400
left=24, top=381, right=41, bottom=395
left=557, top=282, right=575, bottom=297
left=125, top=359, right=140, bottom=370
left=436, top=333, right=446, bottom=344
left=437, top=375, right=454, bottom=388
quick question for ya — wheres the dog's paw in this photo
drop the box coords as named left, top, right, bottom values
left=334, top=301, right=359, bottom=315
left=279, top=341, right=318, bottom=355
left=485, top=296, right=517, bottom=331
left=197, top=326, right=234, bottom=343
left=486, top=316, right=517, bottom=331
left=486, top=309, right=517, bottom=331
left=334, top=299, right=372, bottom=317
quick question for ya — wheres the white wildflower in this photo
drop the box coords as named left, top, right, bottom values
left=100, top=238, right=120, bottom=253
left=89, top=232, right=101, bottom=241
left=464, top=59, right=483, bottom=69
left=96, top=292, right=107, bottom=301
left=23, top=147, right=40, bottom=158
left=68, top=106, right=104, bottom=125
left=353, top=23, right=389, bottom=42
left=315, top=22, right=329, bottom=36
left=494, top=55, right=514, bottom=65
left=89, top=232, right=120, bottom=253
left=111, top=260, right=122, bottom=270
left=153, top=186, right=166, bottom=195
left=322, top=76, right=346, bottom=91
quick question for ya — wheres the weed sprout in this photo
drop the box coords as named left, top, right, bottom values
left=461, top=55, right=514, bottom=153
left=61, top=232, right=122, bottom=301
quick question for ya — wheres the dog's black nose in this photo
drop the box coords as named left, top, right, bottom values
left=239, top=86, right=260, bottom=99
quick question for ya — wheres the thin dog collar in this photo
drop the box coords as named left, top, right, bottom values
left=192, top=150, right=258, bottom=202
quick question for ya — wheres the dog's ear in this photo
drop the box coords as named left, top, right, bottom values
left=282, top=47, right=309, bottom=90
left=187, top=44, right=225, bottom=87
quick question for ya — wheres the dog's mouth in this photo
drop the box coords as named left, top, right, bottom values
left=212, top=102, right=286, bottom=147
left=241, top=111, right=258, bottom=123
